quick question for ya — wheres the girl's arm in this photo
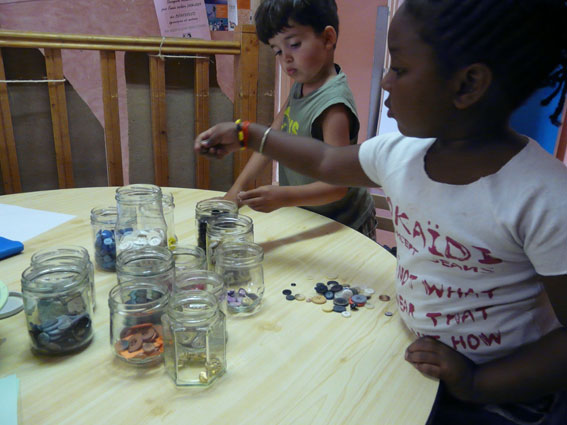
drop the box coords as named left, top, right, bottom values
left=195, top=122, right=376, bottom=188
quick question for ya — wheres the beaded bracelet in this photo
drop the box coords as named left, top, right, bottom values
left=235, top=119, right=250, bottom=150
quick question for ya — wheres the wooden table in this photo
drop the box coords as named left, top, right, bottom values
left=0, top=187, right=438, bottom=425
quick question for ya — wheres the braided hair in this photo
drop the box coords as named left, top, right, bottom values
left=254, top=0, right=339, bottom=45
left=403, top=0, right=567, bottom=125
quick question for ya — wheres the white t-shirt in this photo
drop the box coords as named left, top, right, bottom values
left=359, top=132, right=567, bottom=364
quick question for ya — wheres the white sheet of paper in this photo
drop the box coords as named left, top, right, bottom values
left=153, top=0, right=211, bottom=40
left=0, top=204, right=75, bottom=242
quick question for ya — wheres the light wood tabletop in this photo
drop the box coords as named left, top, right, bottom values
left=0, top=187, right=438, bottom=425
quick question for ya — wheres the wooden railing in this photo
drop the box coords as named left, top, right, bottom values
left=0, top=26, right=259, bottom=193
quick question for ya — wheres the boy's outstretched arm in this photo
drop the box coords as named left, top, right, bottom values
left=195, top=122, right=376, bottom=188
left=405, top=273, right=567, bottom=404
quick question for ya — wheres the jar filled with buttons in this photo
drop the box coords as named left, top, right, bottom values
left=21, top=263, right=94, bottom=355
left=161, top=192, right=178, bottom=249
left=172, top=270, right=226, bottom=316
left=31, top=245, right=96, bottom=311
left=194, top=199, right=238, bottom=251
left=171, top=245, right=207, bottom=274
left=162, top=290, right=226, bottom=386
left=90, top=206, right=117, bottom=272
left=116, top=246, right=175, bottom=293
left=114, top=184, right=168, bottom=256
left=214, top=241, right=264, bottom=316
left=108, top=281, right=169, bottom=365
left=205, top=213, right=253, bottom=271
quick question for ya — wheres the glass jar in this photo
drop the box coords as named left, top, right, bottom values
left=215, top=241, right=264, bottom=316
left=108, top=281, right=169, bottom=365
left=116, top=246, right=175, bottom=292
left=162, top=290, right=226, bottom=386
left=171, top=245, right=206, bottom=274
left=195, top=199, right=238, bottom=251
left=30, top=245, right=96, bottom=310
left=115, top=184, right=167, bottom=255
left=90, top=206, right=117, bottom=272
left=21, top=263, right=94, bottom=355
left=172, top=270, right=226, bottom=315
left=206, top=213, right=253, bottom=271
left=162, top=192, right=178, bottom=249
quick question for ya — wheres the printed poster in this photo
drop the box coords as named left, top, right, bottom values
left=205, top=0, right=229, bottom=31
left=153, top=0, right=211, bottom=40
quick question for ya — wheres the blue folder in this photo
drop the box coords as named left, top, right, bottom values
left=0, top=237, right=24, bottom=260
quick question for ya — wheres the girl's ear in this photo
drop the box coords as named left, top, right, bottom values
left=453, top=63, right=493, bottom=109
left=322, top=25, right=338, bottom=49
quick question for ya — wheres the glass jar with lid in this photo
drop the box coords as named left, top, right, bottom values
left=30, top=245, right=96, bottom=310
left=206, top=213, right=253, bottom=271
left=171, top=245, right=206, bottom=274
left=115, top=184, right=167, bottom=255
left=116, top=246, right=175, bottom=292
left=162, top=192, right=178, bottom=249
left=90, top=206, right=117, bottom=272
left=108, top=281, right=169, bottom=365
left=162, top=290, right=226, bottom=386
left=214, top=241, right=264, bottom=316
left=173, top=270, right=226, bottom=315
left=195, top=199, right=238, bottom=251
left=21, top=263, right=94, bottom=355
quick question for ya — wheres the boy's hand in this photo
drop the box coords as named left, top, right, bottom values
left=194, top=122, right=241, bottom=159
left=405, top=337, right=477, bottom=401
left=238, top=185, right=288, bottom=213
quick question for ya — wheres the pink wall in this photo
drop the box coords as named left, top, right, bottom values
left=335, top=0, right=388, bottom=141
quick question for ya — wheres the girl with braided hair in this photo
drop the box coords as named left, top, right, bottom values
left=195, top=1, right=567, bottom=423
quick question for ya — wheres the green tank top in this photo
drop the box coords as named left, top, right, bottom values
left=279, top=65, right=374, bottom=230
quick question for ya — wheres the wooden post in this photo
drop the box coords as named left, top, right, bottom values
left=0, top=48, right=21, bottom=193
left=194, top=57, right=210, bottom=189
left=45, top=48, right=74, bottom=188
left=233, top=24, right=259, bottom=184
left=149, top=55, right=169, bottom=187
left=100, top=50, right=124, bottom=186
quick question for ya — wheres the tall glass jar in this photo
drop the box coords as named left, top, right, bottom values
left=215, top=241, right=264, bottom=316
left=171, top=245, right=206, bottom=274
left=30, top=246, right=96, bottom=310
left=108, top=281, right=168, bottom=365
left=116, top=246, right=175, bottom=292
left=162, top=192, right=178, bottom=249
left=206, top=214, right=253, bottom=270
left=21, top=263, right=94, bottom=355
left=173, top=270, right=226, bottom=315
left=90, top=206, right=117, bottom=272
left=195, top=199, right=238, bottom=251
left=162, top=290, right=226, bottom=386
left=115, top=184, right=167, bottom=255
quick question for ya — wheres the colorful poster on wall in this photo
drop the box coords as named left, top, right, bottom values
left=205, top=0, right=229, bottom=31
left=153, top=0, right=211, bottom=40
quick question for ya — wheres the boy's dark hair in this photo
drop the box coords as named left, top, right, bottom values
left=404, top=0, right=567, bottom=125
left=255, top=0, right=339, bottom=45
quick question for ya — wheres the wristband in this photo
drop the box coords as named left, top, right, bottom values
left=235, top=119, right=250, bottom=150
left=259, top=127, right=272, bottom=154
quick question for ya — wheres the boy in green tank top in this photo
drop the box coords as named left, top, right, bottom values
left=224, top=0, right=376, bottom=239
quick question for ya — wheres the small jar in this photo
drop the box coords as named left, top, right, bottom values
left=115, top=184, right=168, bottom=255
left=162, top=290, right=226, bottom=386
left=195, top=199, right=238, bottom=251
left=30, top=245, right=96, bottom=310
left=206, top=213, right=253, bottom=270
left=171, top=245, right=206, bottom=274
left=214, top=241, right=264, bottom=316
left=172, top=270, right=226, bottom=315
left=21, top=263, right=94, bottom=355
left=116, top=246, right=175, bottom=292
left=108, top=281, right=169, bottom=365
left=90, top=206, right=117, bottom=271
left=162, top=192, right=179, bottom=249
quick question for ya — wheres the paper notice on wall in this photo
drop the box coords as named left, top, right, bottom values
left=153, top=0, right=211, bottom=40
left=228, top=0, right=237, bottom=30
left=205, top=0, right=228, bottom=31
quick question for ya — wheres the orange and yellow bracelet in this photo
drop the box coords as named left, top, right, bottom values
left=235, top=119, right=250, bottom=150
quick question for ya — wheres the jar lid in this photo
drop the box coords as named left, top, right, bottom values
left=0, top=280, right=8, bottom=310
left=0, top=288, right=24, bottom=320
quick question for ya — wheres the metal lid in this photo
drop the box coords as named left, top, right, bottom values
left=0, top=290, right=24, bottom=320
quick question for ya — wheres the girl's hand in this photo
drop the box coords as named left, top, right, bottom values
left=405, top=337, right=477, bottom=401
left=238, top=185, right=288, bottom=213
left=194, top=122, right=241, bottom=159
